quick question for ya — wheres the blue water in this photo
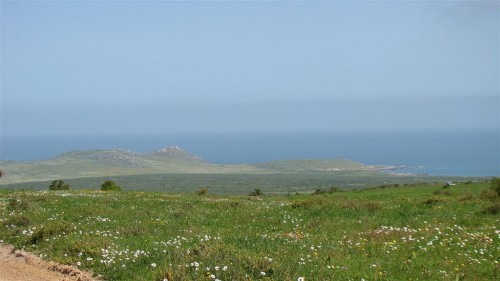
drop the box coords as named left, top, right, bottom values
left=1, top=129, right=498, bottom=176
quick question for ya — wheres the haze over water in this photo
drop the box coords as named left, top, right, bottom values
left=1, top=1, right=498, bottom=176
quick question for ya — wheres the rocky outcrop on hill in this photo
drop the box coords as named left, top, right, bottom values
left=149, top=146, right=203, bottom=162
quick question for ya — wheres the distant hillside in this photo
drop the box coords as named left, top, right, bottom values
left=55, top=149, right=143, bottom=167
left=256, top=159, right=383, bottom=172
left=0, top=146, right=416, bottom=185
left=0, top=146, right=266, bottom=184
left=55, top=146, right=202, bottom=165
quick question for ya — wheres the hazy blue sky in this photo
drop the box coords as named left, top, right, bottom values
left=1, top=1, right=499, bottom=135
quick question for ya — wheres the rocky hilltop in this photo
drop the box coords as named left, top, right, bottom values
left=50, top=146, right=203, bottom=167
left=149, top=146, right=203, bottom=162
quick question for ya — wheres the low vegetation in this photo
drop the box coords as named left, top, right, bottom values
left=48, top=180, right=70, bottom=190
left=1, top=172, right=479, bottom=195
left=248, top=188, right=263, bottom=196
left=0, top=181, right=498, bottom=280
left=491, top=177, right=500, bottom=197
left=100, top=180, right=121, bottom=191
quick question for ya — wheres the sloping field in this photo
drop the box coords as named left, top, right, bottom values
left=0, top=181, right=498, bottom=280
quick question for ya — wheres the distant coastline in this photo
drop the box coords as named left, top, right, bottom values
left=1, top=129, right=498, bottom=177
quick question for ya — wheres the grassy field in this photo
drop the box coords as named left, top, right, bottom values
left=0, top=181, right=499, bottom=280
left=0, top=171, right=481, bottom=195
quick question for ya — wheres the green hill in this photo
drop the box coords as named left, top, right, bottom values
left=0, top=146, right=267, bottom=184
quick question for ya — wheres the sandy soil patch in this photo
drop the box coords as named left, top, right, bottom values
left=0, top=243, right=100, bottom=281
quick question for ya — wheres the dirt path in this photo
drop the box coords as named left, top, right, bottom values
left=0, top=244, right=99, bottom=281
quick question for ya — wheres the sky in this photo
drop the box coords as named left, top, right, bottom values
left=1, top=0, right=499, bottom=135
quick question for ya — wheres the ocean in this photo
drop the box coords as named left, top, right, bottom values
left=1, top=129, right=498, bottom=177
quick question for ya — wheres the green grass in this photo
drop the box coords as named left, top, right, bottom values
left=1, top=182, right=499, bottom=280
left=0, top=172, right=481, bottom=195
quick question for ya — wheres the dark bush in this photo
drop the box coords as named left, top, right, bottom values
left=249, top=188, right=263, bottom=196
left=197, top=187, right=208, bottom=196
left=423, top=197, right=444, bottom=205
left=481, top=203, right=500, bottom=215
left=31, top=221, right=73, bottom=244
left=363, top=202, right=382, bottom=212
left=7, top=197, right=31, bottom=211
left=3, top=214, right=31, bottom=227
left=329, top=186, right=345, bottom=193
left=491, top=178, right=500, bottom=197
left=101, top=180, right=121, bottom=191
left=48, top=180, right=70, bottom=190
left=312, top=188, right=327, bottom=195
left=311, top=187, right=346, bottom=194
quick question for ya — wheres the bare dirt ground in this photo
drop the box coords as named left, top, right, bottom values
left=0, top=244, right=99, bottom=281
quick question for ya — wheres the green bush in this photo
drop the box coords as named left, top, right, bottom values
left=481, top=202, right=500, bottom=215
left=48, top=180, right=70, bottom=190
left=30, top=221, right=73, bottom=244
left=3, top=214, right=31, bottom=227
left=249, top=188, right=263, bottom=196
left=491, top=177, right=500, bottom=197
left=7, top=197, right=31, bottom=211
left=101, top=180, right=121, bottom=191
left=197, top=187, right=208, bottom=196
left=312, top=188, right=327, bottom=195
left=329, top=186, right=345, bottom=193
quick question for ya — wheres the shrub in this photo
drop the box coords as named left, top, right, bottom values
left=479, top=188, right=498, bottom=201
left=197, top=187, right=208, bottom=196
left=481, top=203, right=500, bottom=215
left=312, top=187, right=345, bottom=195
left=7, top=197, right=31, bottom=211
left=329, top=186, right=345, bottom=193
left=491, top=177, right=500, bottom=197
left=3, top=214, right=31, bottom=227
left=312, top=188, right=327, bottom=195
left=31, top=221, right=73, bottom=244
left=101, top=180, right=121, bottom=191
left=363, top=201, right=382, bottom=212
left=458, top=194, right=473, bottom=202
left=48, top=180, right=70, bottom=190
left=423, top=197, right=444, bottom=205
left=249, top=188, right=263, bottom=196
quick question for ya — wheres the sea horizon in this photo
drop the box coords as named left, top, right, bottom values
left=1, top=128, right=498, bottom=177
